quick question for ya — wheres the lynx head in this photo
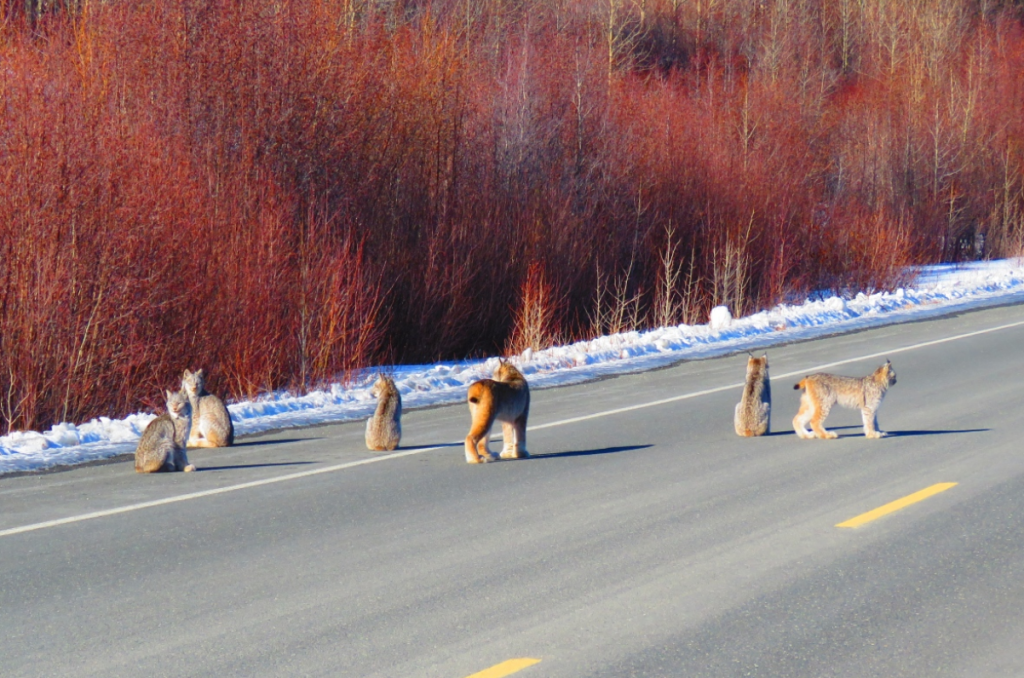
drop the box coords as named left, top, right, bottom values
left=494, top=358, right=525, bottom=383
left=181, top=368, right=206, bottom=397
left=746, top=352, right=768, bottom=377
left=370, top=373, right=396, bottom=399
left=165, top=389, right=191, bottom=420
left=875, top=360, right=897, bottom=388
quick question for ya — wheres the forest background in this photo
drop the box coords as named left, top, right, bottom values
left=2, top=0, right=1024, bottom=435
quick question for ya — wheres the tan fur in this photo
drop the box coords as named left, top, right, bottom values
left=135, top=390, right=196, bottom=473
left=181, top=368, right=234, bottom=448
left=464, top=360, right=530, bottom=464
left=792, top=360, right=897, bottom=439
left=734, top=353, right=771, bottom=437
left=365, top=373, right=402, bottom=451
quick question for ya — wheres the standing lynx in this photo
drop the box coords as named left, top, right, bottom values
left=135, top=390, right=196, bottom=473
left=793, top=360, right=897, bottom=439
left=181, top=368, right=234, bottom=448
left=734, top=353, right=770, bottom=437
left=365, top=373, right=402, bottom=451
left=464, top=360, right=530, bottom=464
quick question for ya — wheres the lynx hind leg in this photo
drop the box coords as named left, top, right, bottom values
left=862, top=408, right=887, bottom=438
left=793, top=394, right=815, bottom=439
left=465, top=410, right=496, bottom=464
left=809, top=400, right=837, bottom=439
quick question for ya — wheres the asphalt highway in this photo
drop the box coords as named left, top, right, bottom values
left=2, top=303, right=1024, bottom=677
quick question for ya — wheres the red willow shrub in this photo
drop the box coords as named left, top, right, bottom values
left=2, top=0, right=1024, bottom=434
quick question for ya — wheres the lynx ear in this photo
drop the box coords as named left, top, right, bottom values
left=762, top=353, right=768, bottom=364
left=183, top=369, right=192, bottom=378
left=165, top=389, right=174, bottom=400
left=196, top=368, right=205, bottom=379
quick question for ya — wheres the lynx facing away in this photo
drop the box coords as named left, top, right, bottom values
left=181, top=368, right=234, bottom=448
left=135, top=390, right=196, bottom=473
left=365, top=374, right=402, bottom=451
left=793, top=360, right=897, bottom=439
left=734, top=353, right=770, bottom=437
left=464, top=360, right=530, bottom=464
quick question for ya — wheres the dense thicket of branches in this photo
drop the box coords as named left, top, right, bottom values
left=2, top=0, right=1024, bottom=433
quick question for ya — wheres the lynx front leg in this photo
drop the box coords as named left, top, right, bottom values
left=862, top=408, right=887, bottom=438
left=498, top=417, right=528, bottom=459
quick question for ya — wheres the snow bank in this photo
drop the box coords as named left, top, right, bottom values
left=3, top=259, right=1024, bottom=475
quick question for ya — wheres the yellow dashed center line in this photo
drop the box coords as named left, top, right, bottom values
left=836, top=483, right=957, bottom=528
left=464, top=658, right=541, bottom=678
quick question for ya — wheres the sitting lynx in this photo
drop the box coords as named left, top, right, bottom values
left=793, top=360, right=897, bottom=439
left=365, top=373, right=402, bottom=451
left=464, top=360, right=530, bottom=464
left=734, top=353, right=770, bottom=437
left=181, top=368, right=234, bottom=448
left=135, top=390, right=196, bottom=473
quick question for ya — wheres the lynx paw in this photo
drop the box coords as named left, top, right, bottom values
left=499, top=449, right=528, bottom=460
left=866, top=430, right=887, bottom=439
left=820, top=431, right=838, bottom=439
left=794, top=429, right=814, bottom=440
left=183, top=464, right=196, bottom=472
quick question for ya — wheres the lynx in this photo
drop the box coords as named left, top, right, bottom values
left=464, top=360, right=530, bottom=464
left=793, top=360, right=897, bottom=439
left=734, top=353, right=770, bottom=437
left=181, top=368, right=234, bottom=448
left=135, top=390, right=196, bottom=473
left=365, top=373, right=402, bottom=451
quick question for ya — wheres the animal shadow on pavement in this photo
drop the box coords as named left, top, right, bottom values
left=527, top=444, right=653, bottom=460
left=790, top=425, right=989, bottom=438
left=198, top=461, right=317, bottom=472
left=233, top=438, right=316, bottom=448
left=884, top=428, right=990, bottom=437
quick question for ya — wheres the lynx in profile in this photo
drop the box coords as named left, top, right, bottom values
left=181, top=368, right=234, bottom=448
left=135, top=390, right=196, bottom=473
left=734, top=353, right=770, bottom=437
left=793, top=360, right=897, bottom=439
left=365, top=373, right=402, bottom=451
left=464, top=360, right=530, bottom=464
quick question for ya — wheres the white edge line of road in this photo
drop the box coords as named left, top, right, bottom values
left=3, top=317, right=1024, bottom=539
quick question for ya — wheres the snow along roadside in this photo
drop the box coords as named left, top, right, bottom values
left=2, top=259, right=1024, bottom=475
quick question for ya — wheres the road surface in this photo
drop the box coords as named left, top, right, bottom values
left=2, top=303, right=1024, bottom=677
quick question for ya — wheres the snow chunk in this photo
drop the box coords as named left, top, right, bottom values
left=709, top=305, right=733, bottom=330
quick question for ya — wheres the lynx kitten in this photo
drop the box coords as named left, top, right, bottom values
left=135, top=390, right=196, bottom=473
left=464, top=360, right=530, bottom=464
left=793, top=360, right=897, bottom=439
left=734, top=353, right=770, bottom=437
left=365, top=374, right=402, bottom=451
left=181, top=368, right=234, bottom=448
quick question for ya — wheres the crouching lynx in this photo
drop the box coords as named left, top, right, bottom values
left=181, top=368, right=234, bottom=448
left=464, top=360, right=530, bottom=464
left=365, top=374, right=402, bottom=451
left=135, top=390, right=196, bottom=473
left=734, top=353, right=770, bottom=437
left=793, top=360, right=897, bottom=439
